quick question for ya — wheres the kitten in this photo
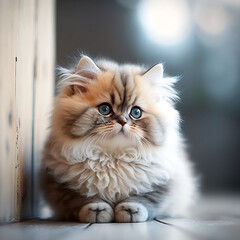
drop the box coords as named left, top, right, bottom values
left=41, top=55, right=197, bottom=223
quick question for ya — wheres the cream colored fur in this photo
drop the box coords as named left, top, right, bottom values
left=42, top=55, right=198, bottom=222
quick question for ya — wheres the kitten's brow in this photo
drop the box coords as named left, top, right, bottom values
left=112, top=76, right=122, bottom=104
left=120, top=71, right=138, bottom=110
left=119, top=71, right=129, bottom=111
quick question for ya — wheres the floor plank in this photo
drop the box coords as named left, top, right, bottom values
left=1, top=218, right=240, bottom=240
left=0, top=221, right=89, bottom=240
left=54, top=221, right=191, bottom=240
left=159, top=218, right=240, bottom=240
left=191, top=194, right=240, bottom=220
left=0, top=220, right=193, bottom=240
left=1, top=195, right=240, bottom=240
left=156, top=194, right=240, bottom=240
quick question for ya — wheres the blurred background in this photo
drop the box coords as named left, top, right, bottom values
left=56, top=0, right=240, bottom=193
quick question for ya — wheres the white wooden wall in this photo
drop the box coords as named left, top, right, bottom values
left=0, top=0, right=55, bottom=222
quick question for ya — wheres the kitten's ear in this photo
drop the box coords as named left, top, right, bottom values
left=58, top=56, right=101, bottom=95
left=76, top=55, right=100, bottom=78
left=142, top=64, right=164, bottom=83
left=142, top=64, right=179, bottom=102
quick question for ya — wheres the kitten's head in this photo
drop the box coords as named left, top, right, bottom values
left=52, top=55, right=179, bottom=151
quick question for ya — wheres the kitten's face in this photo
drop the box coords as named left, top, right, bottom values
left=53, top=56, right=179, bottom=149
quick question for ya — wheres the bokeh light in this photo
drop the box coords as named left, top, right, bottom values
left=137, top=0, right=190, bottom=46
left=194, top=1, right=229, bottom=35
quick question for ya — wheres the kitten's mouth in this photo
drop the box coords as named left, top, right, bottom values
left=107, top=125, right=127, bottom=138
left=115, top=130, right=124, bottom=136
left=115, top=126, right=126, bottom=136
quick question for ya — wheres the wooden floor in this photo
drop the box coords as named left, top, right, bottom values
left=1, top=194, right=240, bottom=240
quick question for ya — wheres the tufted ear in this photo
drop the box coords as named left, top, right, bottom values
left=58, top=55, right=101, bottom=95
left=143, top=64, right=163, bottom=84
left=76, top=55, right=100, bottom=78
left=142, top=64, right=179, bottom=103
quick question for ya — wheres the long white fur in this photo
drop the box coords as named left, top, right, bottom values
left=44, top=119, right=196, bottom=216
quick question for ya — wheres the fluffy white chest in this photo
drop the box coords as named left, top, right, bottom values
left=49, top=147, right=170, bottom=202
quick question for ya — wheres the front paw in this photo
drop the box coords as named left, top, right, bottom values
left=115, top=202, right=148, bottom=223
left=78, top=202, right=114, bottom=223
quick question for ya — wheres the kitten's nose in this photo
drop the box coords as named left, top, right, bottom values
left=117, top=116, right=127, bottom=126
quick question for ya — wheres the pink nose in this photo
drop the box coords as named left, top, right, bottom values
left=118, top=119, right=126, bottom=126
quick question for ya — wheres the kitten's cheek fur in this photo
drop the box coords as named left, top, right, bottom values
left=78, top=202, right=114, bottom=223
left=115, top=202, right=148, bottom=223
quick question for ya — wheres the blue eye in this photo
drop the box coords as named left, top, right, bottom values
left=98, top=103, right=112, bottom=115
left=130, top=106, right=142, bottom=119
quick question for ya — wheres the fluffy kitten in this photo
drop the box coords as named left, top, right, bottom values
left=42, top=55, right=197, bottom=223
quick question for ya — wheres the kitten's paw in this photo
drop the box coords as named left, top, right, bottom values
left=78, top=202, right=114, bottom=223
left=115, top=202, right=148, bottom=223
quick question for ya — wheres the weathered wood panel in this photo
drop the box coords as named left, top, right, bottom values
left=33, top=0, right=55, bottom=218
left=15, top=0, right=36, bottom=220
left=0, top=0, right=18, bottom=222
left=0, top=0, right=55, bottom=222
